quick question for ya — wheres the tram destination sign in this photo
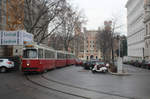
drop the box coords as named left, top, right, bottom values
left=0, top=30, right=33, bottom=45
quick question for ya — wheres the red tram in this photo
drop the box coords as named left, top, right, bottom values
left=22, top=44, right=76, bottom=73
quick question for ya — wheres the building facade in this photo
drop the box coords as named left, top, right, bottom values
left=0, top=0, right=25, bottom=57
left=0, top=0, right=7, bottom=30
left=126, top=0, right=145, bottom=60
left=144, top=0, right=150, bottom=60
left=83, top=28, right=102, bottom=60
left=0, top=0, right=24, bottom=30
left=0, top=0, right=7, bottom=56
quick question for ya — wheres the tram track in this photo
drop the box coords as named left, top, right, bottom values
left=41, top=74, right=136, bottom=99
left=25, top=75, right=91, bottom=99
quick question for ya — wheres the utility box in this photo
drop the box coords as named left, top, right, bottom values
left=117, top=57, right=123, bottom=73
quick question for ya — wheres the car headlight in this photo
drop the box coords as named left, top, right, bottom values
left=27, top=63, right=30, bottom=66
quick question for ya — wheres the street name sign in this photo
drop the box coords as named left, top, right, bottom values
left=0, top=30, right=33, bottom=45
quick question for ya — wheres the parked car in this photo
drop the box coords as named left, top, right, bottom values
left=141, top=60, right=148, bottom=68
left=133, top=60, right=140, bottom=67
left=137, top=60, right=145, bottom=67
left=0, top=59, right=14, bottom=73
left=83, top=61, right=92, bottom=70
left=83, top=60, right=100, bottom=70
left=143, top=61, right=150, bottom=69
left=145, top=61, right=150, bottom=69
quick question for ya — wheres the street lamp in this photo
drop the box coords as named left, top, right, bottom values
left=117, top=35, right=121, bottom=57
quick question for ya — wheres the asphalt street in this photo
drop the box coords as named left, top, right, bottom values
left=0, top=65, right=150, bottom=99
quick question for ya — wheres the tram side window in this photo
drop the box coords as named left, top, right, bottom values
left=66, top=54, right=69, bottom=59
left=38, top=49, right=43, bottom=58
left=62, top=53, right=65, bottom=59
left=64, top=54, right=66, bottom=59
left=50, top=51, right=55, bottom=58
left=57, top=53, right=65, bottom=59
left=45, top=50, right=55, bottom=59
left=57, top=53, right=61, bottom=59
left=69, top=54, right=71, bottom=58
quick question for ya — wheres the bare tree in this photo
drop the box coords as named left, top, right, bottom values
left=58, top=3, right=84, bottom=51
left=96, top=29, right=112, bottom=62
left=48, top=34, right=64, bottom=50
left=73, top=33, right=84, bottom=56
left=5, top=0, right=67, bottom=43
left=6, top=0, right=85, bottom=53
left=24, top=0, right=66, bottom=43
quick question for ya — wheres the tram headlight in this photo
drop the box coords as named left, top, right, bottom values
left=27, top=63, right=30, bottom=66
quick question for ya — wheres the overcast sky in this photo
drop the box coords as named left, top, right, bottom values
left=69, top=0, right=128, bottom=34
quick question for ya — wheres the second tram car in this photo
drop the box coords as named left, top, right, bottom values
left=22, top=44, right=76, bottom=73
left=66, top=53, right=76, bottom=66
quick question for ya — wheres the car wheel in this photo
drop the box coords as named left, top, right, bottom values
left=0, top=67, right=7, bottom=73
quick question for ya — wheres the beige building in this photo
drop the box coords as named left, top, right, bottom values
left=83, top=28, right=102, bottom=60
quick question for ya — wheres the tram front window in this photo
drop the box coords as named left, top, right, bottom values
left=23, top=49, right=37, bottom=58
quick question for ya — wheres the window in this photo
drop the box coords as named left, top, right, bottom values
left=0, top=60, right=3, bottom=62
left=38, top=49, right=43, bottom=58
left=23, top=49, right=37, bottom=58
left=57, top=53, right=66, bottom=59
left=149, top=23, right=150, bottom=35
left=15, top=49, right=18, bottom=53
left=146, top=24, right=148, bottom=35
left=0, top=9, right=1, bottom=23
left=87, top=56, right=88, bottom=60
left=45, top=50, right=55, bottom=58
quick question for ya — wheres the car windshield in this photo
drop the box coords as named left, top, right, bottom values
left=96, top=62, right=105, bottom=65
left=23, top=49, right=37, bottom=58
left=91, top=61, right=99, bottom=64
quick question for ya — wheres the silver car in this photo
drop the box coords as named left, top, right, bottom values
left=0, top=59, right=14, bottom=73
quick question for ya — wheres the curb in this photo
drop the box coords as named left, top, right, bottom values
left=108, top=70, right=131, bottom=76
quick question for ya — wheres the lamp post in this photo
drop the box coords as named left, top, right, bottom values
left=119, top=37, right=121, bottom=57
